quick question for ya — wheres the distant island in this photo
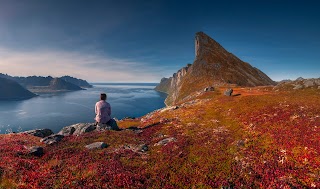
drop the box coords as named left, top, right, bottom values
left=0, top=77, right=37, bottom=100
left=0, top=74, right=92, bottom=100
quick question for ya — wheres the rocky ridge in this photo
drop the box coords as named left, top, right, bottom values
left=274, top=77, right=320, bottom=90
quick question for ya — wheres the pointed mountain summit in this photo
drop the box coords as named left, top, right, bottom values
left=155, top=32, right=275, bottom=105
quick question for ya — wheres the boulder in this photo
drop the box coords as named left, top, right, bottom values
left=26, top=146, right=44, bottom=157
left=22, top=129, right=53, bottom=138
left=204, top=86, right=214, bottom=92
left=224, top=88, right=233, bottom=96
left=154, top=137, right=177, bottom=146
left=85, top=142, right=107, bottom=150
left=58, top=123, right=96, bottom=136
left=40, top=134, right=64, bottom=145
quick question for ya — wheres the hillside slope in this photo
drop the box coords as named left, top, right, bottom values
left=0, top=78, right=36, bottom=100
left=49, top=78, right=83, bottom=91
left=155, top=32, right=275, bottom=105
left=1, top=86, right=319, bottom=188
left=61, top=76, right=93, bottom=88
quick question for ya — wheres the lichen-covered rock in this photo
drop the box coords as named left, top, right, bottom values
left=154, top=137, right=177, bottom=146
left=85, top=142, right=107, bottom=150
left=58, top=123, right=96, bottom=136
left=40, top=134, right=64, bottom=145
left=22, top=129, right=53, bottom=138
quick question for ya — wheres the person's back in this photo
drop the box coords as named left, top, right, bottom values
left=95, top=99, right=111, bottom=124
left=94, top=93, right=120, bottom=131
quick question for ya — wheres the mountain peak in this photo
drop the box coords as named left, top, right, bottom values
left=195, top=31, right=224, bottom=58
left=156, top=32, right=275, bottom=105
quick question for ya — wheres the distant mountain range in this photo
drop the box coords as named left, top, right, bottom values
left=0, top=74, right=92, bottom=88
left=0, top=74, right=92, bottom=100
left=155, top=32, right=275, bottom=105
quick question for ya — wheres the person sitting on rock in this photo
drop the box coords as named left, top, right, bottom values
left=95, top=93, right=120, bottom=131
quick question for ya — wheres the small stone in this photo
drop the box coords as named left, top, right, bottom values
left=85, top=142, right=107, bottom=150
left=139, top=144, right=149, bottom=152
left=154, top=137, right=177, bottom=146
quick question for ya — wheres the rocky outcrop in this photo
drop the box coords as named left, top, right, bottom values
left=155, top=32, right=275, bottom=105
left=58, top=123, right=96, bottom=136
left=0, top=77, right=37, bottom=100
left=22, top=129, right=53, bottom=138
left=40, top=134, right=64, bottom=145
left=275, top=77, right=320, bottom=90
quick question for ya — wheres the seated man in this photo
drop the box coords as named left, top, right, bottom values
left=95, top=93, right=120, bottom=131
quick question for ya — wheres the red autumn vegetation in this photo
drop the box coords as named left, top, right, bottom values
left=0, top=87, right=319, bottom=188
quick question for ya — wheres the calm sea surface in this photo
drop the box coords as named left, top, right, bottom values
left=0, top=83, right=166, bottom=134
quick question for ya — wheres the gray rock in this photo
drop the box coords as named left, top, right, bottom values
left=140, top=144, right=149, bottom=152
left=224, top=88, right=233, bottom=96
left=22, top=129, right=53, bottom=138
left=26, top=146, right=44, bottom=157
left=40, top=134, right=64, bottom=145
left=204, top=86, right=214, bottom=92
left=293, top=84, right=303, bottom=90
left=123, top=144, right=148, bottom=152
left=85, top=142, right=107, bottom=150
left=58, top=123, right=96, bottom=136
left=303, top=80, right=315, bottom=87
left=154, top=137, right=177, bottom=146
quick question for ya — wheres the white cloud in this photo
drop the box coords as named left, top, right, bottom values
left=0, top=47, right=172, bottom=82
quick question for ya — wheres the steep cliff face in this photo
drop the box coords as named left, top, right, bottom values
left=156, top=32, right=275, bottom=105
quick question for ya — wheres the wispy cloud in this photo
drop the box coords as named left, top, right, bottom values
left=0, top=47, right=173, bottom=82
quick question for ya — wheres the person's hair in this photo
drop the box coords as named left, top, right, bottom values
left=100, top=93, right=107, bottom=101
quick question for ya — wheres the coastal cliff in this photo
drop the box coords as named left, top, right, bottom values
left=156, top=32, right=275, bottom=105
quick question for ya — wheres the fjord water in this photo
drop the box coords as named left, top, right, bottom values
left=0, top=83, right=166, bottom=134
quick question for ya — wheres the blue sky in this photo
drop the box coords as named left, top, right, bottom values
left=0, top=0, right=319, bottom=82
